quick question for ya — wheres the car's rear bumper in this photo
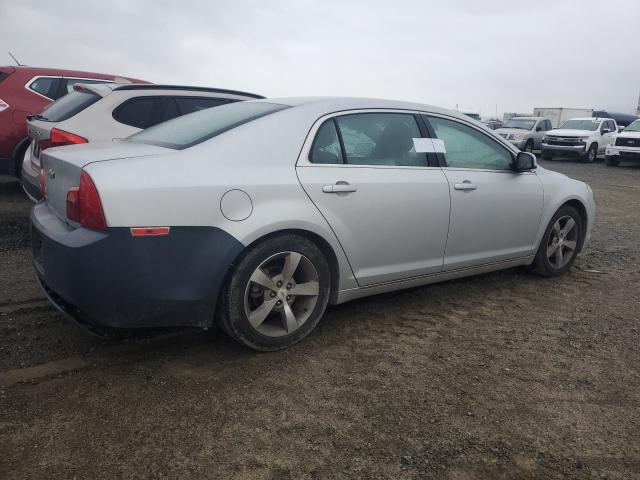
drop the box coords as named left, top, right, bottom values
left=31, top=202, right=243, bottom=331
left=21, top=157, right=42, bottom=201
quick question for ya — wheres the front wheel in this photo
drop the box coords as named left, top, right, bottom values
left=524, top=140, right=534, bottom=153
left=531, top=205, right=584, bottom=277
left=583, top=144, right=597, bottom=163
left=217, top=234, right=331, bottom=351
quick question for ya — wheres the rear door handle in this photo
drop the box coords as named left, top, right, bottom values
left=322, top=183, right=357, bottom=193
left=454, top=181, right=477, bottom=191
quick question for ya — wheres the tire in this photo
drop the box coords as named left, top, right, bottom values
left=524, top=140, right=534, bottom=153
left=12, top=142, right=29, bottom=178
left=605, top=155, right=620, bottom=166
left=541, top=150, right=553, bottom=160
left=217, top=234, right=331, bottom=351
left=531, top=205, right=584, bottom=277
left=583, top=143, right=597, bottom=163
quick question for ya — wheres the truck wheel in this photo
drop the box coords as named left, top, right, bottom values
left=583, top=144, right=597, bottom=163
left=524, top=140, right=534, bottom=153
left=605, top=156, right=620, bottom=166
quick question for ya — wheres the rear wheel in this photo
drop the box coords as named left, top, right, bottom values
left=605, top=155, right=620, bottom=166
left=531, top=205, right=583, bottom=277
left=217, top=234, right=331, bottom=351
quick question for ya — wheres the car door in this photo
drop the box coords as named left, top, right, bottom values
left=424, top=114, right=544, bottom=271
left=601, top=120, right=617, bottom=151
left=296, top=111, right=451, bottom=286
left=533, top=119, right=546, bottom=149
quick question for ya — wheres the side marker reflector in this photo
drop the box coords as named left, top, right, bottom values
left=130, top=227, right=170, bottom=237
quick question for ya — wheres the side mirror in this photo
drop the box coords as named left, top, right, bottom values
left=513, top=151, right=537, bottom=171
left=602, top=128, right=611, bottom=134
left=536, top=125, right=543, bottom=131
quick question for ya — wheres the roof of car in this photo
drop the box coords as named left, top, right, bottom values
left=509, top=116, right=543, bottom=120
left=1, top=65, right=146, bottom=82
left=111, top=84, right=264, bottom=99
left=254, top=96, right=470, bottom=121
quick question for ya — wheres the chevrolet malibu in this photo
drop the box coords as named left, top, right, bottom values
left=31, top=97, right=595, bottom=351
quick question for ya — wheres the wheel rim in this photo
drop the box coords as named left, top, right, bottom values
left=525, top=142, right=533, bottom=153
left=244, top=251, right=320, bottom=337
left=546, top=215, right=578, bottom=269
left=589, top=147, right=596, bottom=161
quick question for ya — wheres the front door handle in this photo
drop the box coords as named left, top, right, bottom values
left=322, top=183, right=357, bottom=193
left=454, top=181, right=477, bottom=191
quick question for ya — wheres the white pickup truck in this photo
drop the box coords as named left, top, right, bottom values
left=541, top=117, right=618, bottom=163
left=605, top=119, right=640, bottom=166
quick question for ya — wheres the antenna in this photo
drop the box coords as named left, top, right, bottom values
left=8, top=51, right=23, bottom=66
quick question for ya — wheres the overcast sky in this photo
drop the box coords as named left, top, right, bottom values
left=2, top=0, right=639, bottom=117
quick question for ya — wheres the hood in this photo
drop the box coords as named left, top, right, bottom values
left=617, top=130, right=640, bottom=139
left=546, top=129, right=595, bottom=137
left=495, top=128, right=531, bottom=136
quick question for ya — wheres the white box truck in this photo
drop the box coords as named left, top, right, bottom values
left=533, top=108, right=593, bottom=128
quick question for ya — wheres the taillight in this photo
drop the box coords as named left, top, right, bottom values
left=66, top=171, right=107, bottom=230
left=0, top=98, right=9, bottom=112
left=40, top=167, right=46, bottom=196
left=39, top=128, right=87, bottom=152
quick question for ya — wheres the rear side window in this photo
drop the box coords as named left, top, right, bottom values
left=28, top=77, right=61, bottom=99
left=310, top=120, right=344, bottom=164
left=176, top=97, right=229, bottom=115
left=113, top=97, right=168, bottom=129
left=39, top=90, right=101, bottom=122
left=336, top=113, right=425, bottom=167
left=0, top=72, right=9, bottom=83
left=129, top=101, right=289, bottom=149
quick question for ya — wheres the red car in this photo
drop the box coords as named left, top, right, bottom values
left=0, top=66, right=146, bottom=177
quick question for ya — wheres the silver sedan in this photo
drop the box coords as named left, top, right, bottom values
left=31, top=97, right=595, bottom=350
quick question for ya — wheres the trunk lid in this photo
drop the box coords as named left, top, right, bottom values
left=41, top=140, right=173, bottom=222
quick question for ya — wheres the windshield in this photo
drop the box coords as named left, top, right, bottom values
left=623, top=120, right=640, bottom=132
left=559, top=119, right=599, bottom=131
left=129, top=101, right=289, bottom=149
left=503, top=119, right=536, bottom=130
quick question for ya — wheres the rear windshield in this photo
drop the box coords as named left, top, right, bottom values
left=39, top=91, right=101, bottom=122
left=128, top=101, right=289, bottom=149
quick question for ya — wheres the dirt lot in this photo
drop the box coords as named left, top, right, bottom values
left=1, top=159, right=639, bottom=479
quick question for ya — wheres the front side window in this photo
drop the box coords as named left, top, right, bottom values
left=335, top=113, right=424, bottom=167
left=129, top=101, right=289, bottom=149
left=428, top=116, right=513, bottom=171
left=28, top=77, right=60, bottom=99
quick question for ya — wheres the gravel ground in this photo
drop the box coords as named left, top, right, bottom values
left=1, top=159, right=639, bottom=479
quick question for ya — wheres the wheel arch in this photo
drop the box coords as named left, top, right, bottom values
left=11, top=137, right=30, bottom=177
left=225, top=228, right=343, bottom=305
left=558, top=198, right=589, bottom=252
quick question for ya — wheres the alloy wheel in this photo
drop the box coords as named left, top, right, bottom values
left=546, top=215, right=578, bottom=269
left=244, top=251, right=320, bottom=337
